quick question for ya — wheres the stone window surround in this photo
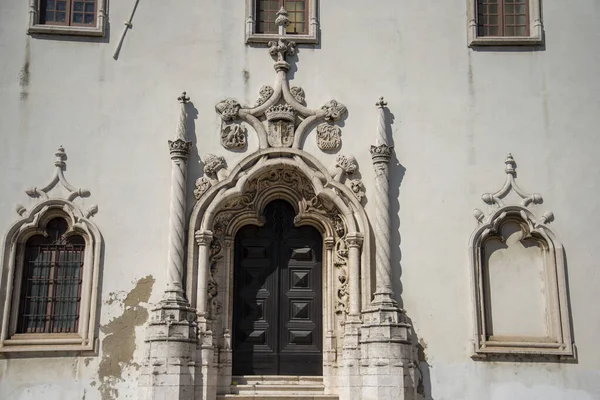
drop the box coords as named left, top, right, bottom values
left=467, top=0, right=543, bottom=46
left=246, top=0, right=319, bottom=44
left=0, top=205, right=102, bottom=354
left=27, top=0, right=108, bottom=37
left=470, top=155, right=574, bottom=359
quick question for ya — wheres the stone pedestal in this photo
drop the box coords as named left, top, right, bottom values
left=360, top=296, right=420, bottom=400
left=139, top=293, right=198, bottom=400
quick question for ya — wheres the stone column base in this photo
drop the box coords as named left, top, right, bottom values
left=359, top=301, right=421, bottom=400
left=138, top=298, right=198, bottom=400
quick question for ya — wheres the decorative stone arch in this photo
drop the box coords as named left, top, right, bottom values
left=187, top=148, right=372, bottom=390
left=0, top=147, right=101, bottom=353
left=470, top=154, right=574, bottom=359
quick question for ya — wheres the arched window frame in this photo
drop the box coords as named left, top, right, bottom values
left=0, top=147, right=102, bottom=353
left=470, top=154, right=574, bottom=359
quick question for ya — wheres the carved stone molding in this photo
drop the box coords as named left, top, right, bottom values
left=470, top=154, right=574, bottom=359
left=214, top=36, right=347, bottom=153
left=18, top=146, right=93, bottom=215
left=1, top=147, right=102, bottom=354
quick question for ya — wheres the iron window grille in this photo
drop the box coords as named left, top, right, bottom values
left=17, top=218, right=84, bottom=335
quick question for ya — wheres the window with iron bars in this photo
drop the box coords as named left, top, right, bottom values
left=17, top=218, right=84, bottom=334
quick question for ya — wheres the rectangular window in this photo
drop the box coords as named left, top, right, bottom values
left=28, top=0, right=106, bottom=37
left=18, top=243, right=83, bottom=334
left=256, top=0, right=308, bottom=35
left=468, top=0, right=543, bottom=46
left=477, top=0, right=529, bottom=37
left=40, top=0, right=98, bottom=27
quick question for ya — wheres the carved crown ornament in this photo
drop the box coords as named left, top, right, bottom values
left=214, top=21, right=348, bottom=154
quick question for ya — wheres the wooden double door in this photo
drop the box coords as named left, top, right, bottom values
left=232, top=200, right=323, bottom=376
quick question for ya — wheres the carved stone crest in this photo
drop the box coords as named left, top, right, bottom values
left=316, top=123, right=341, bottom=151
left=220, top=124, right=246, bottom=149
left=265, top=104, right=296, bottom=148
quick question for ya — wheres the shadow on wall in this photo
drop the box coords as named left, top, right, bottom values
left=383, top=107, right=434, bottom=399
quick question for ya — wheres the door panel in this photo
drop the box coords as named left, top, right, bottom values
left=233, top=200, right=322, bottom=376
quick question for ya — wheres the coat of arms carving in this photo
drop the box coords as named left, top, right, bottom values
left=265, top=104, right=296, bottom=148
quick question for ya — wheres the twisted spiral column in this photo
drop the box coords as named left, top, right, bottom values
left=165, top=92, right=192, bottom=302
left=370, top=97, right=395, bottom=301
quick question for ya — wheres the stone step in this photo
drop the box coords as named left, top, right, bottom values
left=217, top=396, right=338, bottom=400
left=221, top=375, right=336, bottom=398
left=233, top=375, right=324, bottom=385
left=232, top=384, right=325, bottom=395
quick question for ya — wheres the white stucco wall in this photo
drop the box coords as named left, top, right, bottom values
left=0, top=0, right=599, bottom=399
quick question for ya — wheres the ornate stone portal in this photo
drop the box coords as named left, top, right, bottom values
left=140, top=10, right=419, bottom=400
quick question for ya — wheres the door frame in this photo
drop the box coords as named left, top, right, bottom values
left=232, top=200, right=324, bottom=375
left=187, top=153, right=372, bottom=396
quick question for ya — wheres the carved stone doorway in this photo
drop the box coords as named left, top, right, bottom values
left=232, top=200, right=323, bottom=376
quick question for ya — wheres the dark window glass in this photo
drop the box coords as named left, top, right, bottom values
left=39, top=0, right=97, bottom=27
left=17, top=218, right=84, bottom=334
left=256, top=0, right=308, bottom=35
left=477, top=0, right=529, bottom=37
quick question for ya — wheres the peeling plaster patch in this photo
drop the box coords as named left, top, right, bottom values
left=84, top=357, right=93, bottom=367
left=97, top=275, right=154, bottom=400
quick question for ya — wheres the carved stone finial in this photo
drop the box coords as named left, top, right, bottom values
left=375, top=97, right=387, bottom=108
left=476, top=154, right=546, bottom=213
left=268, top=38, right=296, bottom=66
left=203, top=154, right=226, bottom=177
left=336, top=155, right=358, bottom=175
left=174, top=91, right=192, bottom=145
left=321, top=100, right=347, bottom=122
left=215, top=99, right=241, bottom=122
left=505, top=153, right=516, bottom=175
left=54, top=145, right=67, bottom=169
left=275, top=7, right=291, bottom=28
left=178, top=91, right=190, bottom=104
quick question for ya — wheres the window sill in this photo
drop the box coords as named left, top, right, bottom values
left=0, top=333, right=95, bottom=353
left=28, top=24, right=105, bottom=37
left=469, top=35, right=543, bottom=47
left=246, top=32, right=318, bottom=45
left=472, top=339, right=575, bottom=359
